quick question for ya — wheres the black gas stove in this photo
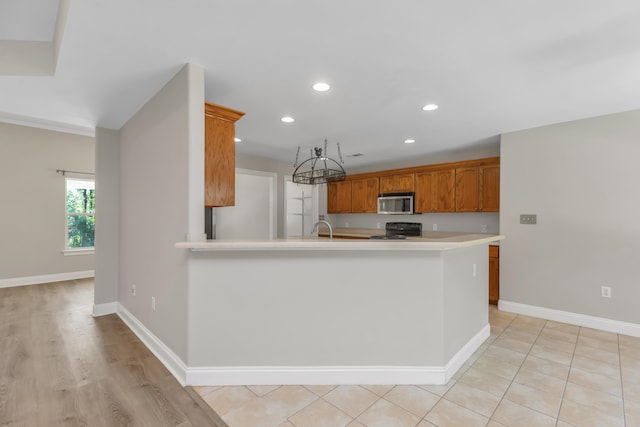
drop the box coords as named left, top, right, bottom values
left=369, top=222, right=422, bottom=240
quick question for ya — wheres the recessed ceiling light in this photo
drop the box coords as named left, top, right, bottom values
left=281, top=116, right=295, bottom=123
left=422, top=104, right=438, bottom=111
left=312, top=82, right=331, bottom=92
left=404, top=139, right=416, bottom=144
left=234, top=137, right=242, bottom=142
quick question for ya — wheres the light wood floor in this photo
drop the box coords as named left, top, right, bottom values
left=0, top=278, right=226, bottom=427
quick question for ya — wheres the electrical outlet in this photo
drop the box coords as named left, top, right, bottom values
left=319, top=214, right=325, bottom=221
left=345, top=222, right=350, bottom=228
left=520, top=214, right=537, bottom=225
left=132, top=284, right=136, bottom=296
left=472, top=263, right=477, bottom=277
left=376, top=222, right=381, bottom=229
left=433, top=224, right=438, bottom=231
left=481, top=224, right=488, bottom=233
left=601, top=286, right=611, bottom=298
left=152, top=296, right=156, bottom=310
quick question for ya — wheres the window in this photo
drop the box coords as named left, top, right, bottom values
left=65, top=178, right=95, bottom=251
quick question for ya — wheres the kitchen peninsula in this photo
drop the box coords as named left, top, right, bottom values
left=176, top=233, right=503, bottom=386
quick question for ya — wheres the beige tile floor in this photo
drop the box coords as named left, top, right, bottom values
left=195, top=306, right=640, bottom=426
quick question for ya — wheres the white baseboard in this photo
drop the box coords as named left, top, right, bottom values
left=113, top=305, right=490, bottom=387
left=185, top=365, right=447, bottom=386
left=184, top=324, right=491, bottom=386
left=499, top=300, right=640, bottom=338
left=92, top=302, right=117, bottom=317
left=0, top=270, right=94, bottom=289
left=116, top=304, right=188, bottom=386
left=443, top=323, right=491, bottom=383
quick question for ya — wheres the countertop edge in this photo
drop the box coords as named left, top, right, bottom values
left=175, top=234, right=504, bottom=251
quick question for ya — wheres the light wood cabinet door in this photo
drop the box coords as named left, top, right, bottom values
left=455, top=167, right=480, bottom=212
left=351, top=177, right=379, bottom=213
left=434, top=169, right=455, bottom=212
left=416, top=170, right=455, bottom=213
left=379, top=173, right=414, bottom=193
left=204, top=102, right=244, bottom=208
left=480, top=164, right=500, bottom=212
left=414, top=172, right=435, bottom=213
left=489, top=245, right=499, bottom=304
left=455, top=164, right=500, bottom=212
left=327, top=181, right=352, bottom=213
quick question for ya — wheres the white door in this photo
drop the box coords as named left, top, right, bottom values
left=215, top=169, right=277, bottom=240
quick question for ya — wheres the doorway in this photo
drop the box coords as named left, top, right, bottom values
left=284, top=178, right=319, bottom=237
left=215, top=169, right=277, bottom=240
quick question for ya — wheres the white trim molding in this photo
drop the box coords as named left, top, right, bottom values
left=0, top=111, right=95, bottom=137
left=499, top=300, right=640, bottom=338
left=185, top=324, right=489, bottom=386
left=63, top=248, right=95, bottom=256
left=0, top=270, right=94, bottom=289
left=116, top=304, right=188, bottom=386
left=113, top=305, right=490, bottom=387
left=92, top=302, right=117, bottom=317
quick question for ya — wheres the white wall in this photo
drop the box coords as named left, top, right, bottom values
left=0, top=122, right=94, bottom=284
left=236, top=153, right=295, bottom=238
left=94, top=127, right=119, bottom=306
left=215, top=169, right=277, bottom=240
left=500, top=109, right=640, bottom=327
left=118, top=63, right=204, bottom=361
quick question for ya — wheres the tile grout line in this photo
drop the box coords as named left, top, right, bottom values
left=416, top=310, right=520, bottom=426
left=552, top=324, right=580, bottom=426
left=289, top=385, right=354, bottom=427
left=484, top=313, right=556, bottom=424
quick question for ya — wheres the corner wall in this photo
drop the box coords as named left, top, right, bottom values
left=94, top=127, right=120, bottom=308
left=118, top=63, right=204, bottom=361
left=0, top=122, right=94, bottom=285
left=500, top=109, right=640, bottom=330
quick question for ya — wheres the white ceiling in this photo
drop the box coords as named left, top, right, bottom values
left=1, top=1, right=640, bottom=168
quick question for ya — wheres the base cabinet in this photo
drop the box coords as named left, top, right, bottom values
left=489, top=245, right=499, bottom=304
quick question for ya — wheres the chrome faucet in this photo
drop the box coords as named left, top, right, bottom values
left=312, top=220, right=333, bottom=240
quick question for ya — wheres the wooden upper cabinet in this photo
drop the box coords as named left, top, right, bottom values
left=379, top=173, right=414, bottom=194
left=204, top=102, right=245, bottom=208
left=455, top=163, right=500, bottom=212
left=415, top=169, right=455, bottom=213
left=327, top=181, right=352, bottom=213
left=480, top=164, right=500, bottom=212
left=325, top=157, right=499, bottom=215
left=455, top=167, right=481, bottom=212
left=351, top=177, right=379, bottom=213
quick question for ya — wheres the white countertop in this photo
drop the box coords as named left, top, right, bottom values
left=175, top=233, right=504, bottom=251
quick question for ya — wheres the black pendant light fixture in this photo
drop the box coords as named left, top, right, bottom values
left=292, top=139, right=346, bottom=185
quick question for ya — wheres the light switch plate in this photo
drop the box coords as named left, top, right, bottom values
left=520, top=214, right=537, bottom=225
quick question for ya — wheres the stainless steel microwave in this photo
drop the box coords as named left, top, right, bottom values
left=377, top=192, right=414, bottom=215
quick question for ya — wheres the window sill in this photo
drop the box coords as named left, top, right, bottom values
left=63, top=248, right=95, bottom=256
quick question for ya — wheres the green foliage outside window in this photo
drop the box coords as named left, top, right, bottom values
left=66, top=180, right=95, bottom=248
